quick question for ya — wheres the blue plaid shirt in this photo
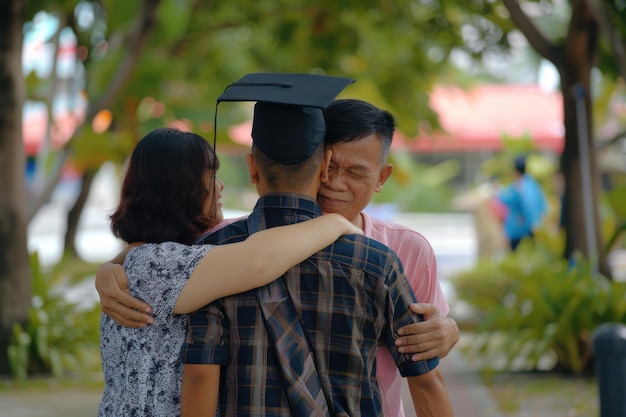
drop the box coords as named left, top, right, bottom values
left=181, top=193, right=439, bottom=416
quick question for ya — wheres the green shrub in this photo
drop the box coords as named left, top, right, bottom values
left=8, top=252, right=102, bottom=379
left=452, top=231, right=626, bottom=374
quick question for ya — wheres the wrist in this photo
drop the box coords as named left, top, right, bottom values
left=447, top=317, right=460, bottom=346
left=337, top=215, right=352, bottom=233
left=323, top=212, right=343, bottom=226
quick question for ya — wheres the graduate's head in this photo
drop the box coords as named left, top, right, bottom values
left=216, top=73, right=354, bottom=193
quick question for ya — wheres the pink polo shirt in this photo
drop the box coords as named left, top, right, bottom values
left=362, top=211, right=449, bottom=417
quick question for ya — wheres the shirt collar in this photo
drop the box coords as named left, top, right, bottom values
left=253, top=192, right=322, bottom=216
left=248, top=193, right=323, bottom=231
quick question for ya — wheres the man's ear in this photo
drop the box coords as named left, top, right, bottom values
left=320, top=148, right=332, bottom=183
left=374, top=164, right=393, bottom=193
left=246, top=153, right=259, bottom=184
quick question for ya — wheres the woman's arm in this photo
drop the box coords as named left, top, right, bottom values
left=174, top=213, right=360, bottom=314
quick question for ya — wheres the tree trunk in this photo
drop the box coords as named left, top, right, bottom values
left=63, top=168, right=98, bottom=257
left=0, top=0, right=30, bottom=375
left=557, top=0, right=611, bottom=277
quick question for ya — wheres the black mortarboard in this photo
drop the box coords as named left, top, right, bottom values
left=216, top=73, right=355, bottom=164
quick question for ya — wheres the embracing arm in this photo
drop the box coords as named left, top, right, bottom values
left=174, top=213, right=361, bottom=313
left=95, top=243, right=153, bottom=328
left=390, top=231, right=459, bottom=360
left=96, top=213, right=361, bottom=322
left=396, top=303, right=459, bottom=360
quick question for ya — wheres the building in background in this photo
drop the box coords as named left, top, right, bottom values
left=392, top=84, right=564, bottom=189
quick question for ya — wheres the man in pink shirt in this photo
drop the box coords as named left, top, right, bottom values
left=96, top=98, right=459, bottom=416
left=320, top=99, right=458, bottom=417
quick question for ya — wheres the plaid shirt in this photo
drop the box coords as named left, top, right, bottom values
left=181, top=193, right=439, bottom=416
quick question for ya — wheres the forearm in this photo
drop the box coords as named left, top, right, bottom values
left=181, top=364, right=220, bottom=417
left=250, top=213, right=357, bottom=271
left=176, top=214, right=360, bottom=313
left=407, top=369, right=454, bottom=417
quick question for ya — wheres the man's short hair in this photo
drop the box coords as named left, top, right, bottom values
left=324, top=99, right=396, bottom=164
left=252, top=143, right=324, bottom=190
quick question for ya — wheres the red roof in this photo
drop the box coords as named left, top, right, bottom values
left=394, top=84, right=564, bottom=153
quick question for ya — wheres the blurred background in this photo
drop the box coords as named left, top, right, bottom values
left=1, top=0, right=626, bottom=415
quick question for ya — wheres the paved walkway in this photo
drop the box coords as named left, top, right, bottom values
left=0, top=340, right=504, bottom=417
left=0, top=386, right=101, bottom=417
left=399, top=335, right=505, bottom=417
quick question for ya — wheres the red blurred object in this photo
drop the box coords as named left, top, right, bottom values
left=394, top=84, right=564, bottom=153
left=23, top=108, right=85, bottom=156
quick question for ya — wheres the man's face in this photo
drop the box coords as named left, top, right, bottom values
left=317, top=134, right=392, bottom=224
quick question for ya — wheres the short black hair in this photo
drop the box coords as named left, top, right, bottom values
left=323, top=99, right=396, bottom=164
left=251, top=143, right=324, bottom=191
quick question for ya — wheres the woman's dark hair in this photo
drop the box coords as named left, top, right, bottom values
left=110, top=127, right=219, bottom=244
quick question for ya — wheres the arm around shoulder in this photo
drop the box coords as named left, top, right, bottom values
left=395, top=303, right=460, bottom=361
left=95, top=257, right=154, bottom=328
left=174, top=213, right=362, bottom=314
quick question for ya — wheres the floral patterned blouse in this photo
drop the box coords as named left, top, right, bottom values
left=99, top=242, right=212, bottom=417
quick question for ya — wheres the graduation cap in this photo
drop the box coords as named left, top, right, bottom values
left=216, top=73, right=355, bottom=164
